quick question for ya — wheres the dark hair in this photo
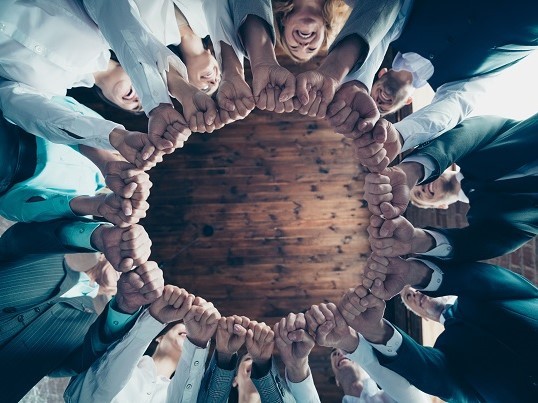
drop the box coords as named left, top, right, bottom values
left=143, top=322, right=180, bottom=357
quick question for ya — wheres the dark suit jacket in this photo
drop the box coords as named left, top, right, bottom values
left=409, top=114, right=538, bottom=262
left=393, top=0, right=538, bottom=89
left=378, top=260, right=538, bottom=402
left=0, top=220, right=132, bottom=402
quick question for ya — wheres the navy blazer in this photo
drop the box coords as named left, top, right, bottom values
left=378, top=260, right=538, bottom=402
left=409, top=114, right=538, bottom=262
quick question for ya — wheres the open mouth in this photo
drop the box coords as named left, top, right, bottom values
left=337, top=356, right=351, bottom=368
left=123, top=86, right=137, bottom=101
left=297, top=30, right=313, bottom=39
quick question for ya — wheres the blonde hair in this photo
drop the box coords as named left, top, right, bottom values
left=272, top=0, right=351, bottom=63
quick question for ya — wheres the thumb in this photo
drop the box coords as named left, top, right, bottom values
left=380, top=202, right=400, bottom=219
left=279, top=73, right=296, bottom=102
left=296, top=74, right=310, bottom=105
left=372, top=121, right=388, bottom=144
left=233, top=324, right=247, bottom=336
left=288, top=329, right=306, bottom=342
left=217, top=91, right=236, bottom=112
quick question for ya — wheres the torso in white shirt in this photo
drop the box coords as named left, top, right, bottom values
left=112, top=356, right=170, bottom=403
left=0, top=0, right=110, bottom=95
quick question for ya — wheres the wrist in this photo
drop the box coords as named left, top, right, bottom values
left=362, top=320, right=393, bottom=345
left=149, top=103, right=172, bottom=117
left=109, top=127, right=127, bottom=150
left=69, top=195, right=100, bottom=217
left=89, top=224, right=107, bottom=252
left=400, top=161, right=424, bottom=187
left=187, top=335, right=209, bottom=349
left=408, top=259, right=433, bottom=289
left=112, top=293, right=140, bottom=315
left=286, top=359, right=310, bottom=383
left=412, top=228, right=435, bottom=254
left=339, top=331, right=359, bottom=354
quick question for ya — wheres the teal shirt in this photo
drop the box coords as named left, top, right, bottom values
left=0, top=96, right=106, bottom=222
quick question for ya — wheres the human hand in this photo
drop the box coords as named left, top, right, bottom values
left=364, top=167, right=411, bottom=218
left=105, top=161, right=152, bottom=203
left=369, top=215, right=432, bottom=257
left=274, top=313, right=315, bottom=362
left=351, top=119, right=402, bottom=173
left=115, top=261, right=164, bottom=314
left=108, top=128, right=163, bottom=170
left=90, top=224, right=152, bottom=272
left=338, top=285, right=388, bottom=343
left=216, top=315, right=250, bottom=358
left=217, top=73, right=256, bottom=123
left=148, top=103, right=192, bottom=152
left=184, top=297, right=221, bottom=347
left=251, top=62, right=295, bottom=113
left=304, top=303, right=358, bottom=353
left=149, top=285, right=195, bottom=324
left=361, top=255, right=411, bottom=300
left=327, top=80, right=379, bottom=135
left=96, top=193, right=148, bottom=228
left=294, top=69, right=340, bottom=118
left=246, top=321, right=275, bottom=364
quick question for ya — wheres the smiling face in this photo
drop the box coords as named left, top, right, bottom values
left=282, top=2, right=326, bottom=61
left=97, top=62, right=142, bottom=112
left=330, top=348, right=365, bottom=388
left=401, top=286, right=447, bottom=322
left=410, top=169, right=461, bottom=209
left=370, top=68, right=414, bottom=116
left=186, top=50, right=221, bottom=95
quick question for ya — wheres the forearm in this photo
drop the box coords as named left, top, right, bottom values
left=285, top=358, right=310, bottom=383
left=0, top=219, right=105, bottom=258
left=69, top=195, right=104, bottom=218
left=0, top=82, right=118, bottom=150
left=396, top=78, right=488, bottom=152
left=349, top=334, right=430, bottom=403
left=78, top=145, right=123, bottom=175
left=239, top=15, right=277, bottom=67
left=221, top=42, right=245, bottom=79
left=319, top=35, right=363, bottom=85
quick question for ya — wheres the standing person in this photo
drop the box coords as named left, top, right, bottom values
left=0, top=218, right=162, bottom=402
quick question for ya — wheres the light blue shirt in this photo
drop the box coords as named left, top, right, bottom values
left=0, top=95, right=106, bottom=222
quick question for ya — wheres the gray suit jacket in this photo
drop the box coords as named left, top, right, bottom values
left=0, top=219, right=133, bottom=402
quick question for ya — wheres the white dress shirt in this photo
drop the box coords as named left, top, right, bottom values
left=0, top=0, right=120, bottom=150
left=82, top=0, right=187, bottom=115
left=65, top=309, right=209, bottom=403
left=285, top=370, right=321, bottom=403
left=347, top=333, right=430, bottom=403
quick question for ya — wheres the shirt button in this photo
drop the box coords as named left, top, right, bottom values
left=0, top=23, right=5, bottom=31
left=113, top=320, right=119, bottom=326
left=34, top=307, right=41, bottom=313
left=186, top=384, right=192, bottom=390
left=79, top=228, right=85, bottom=233
left=17, top=315, right=24, bottom=322
left=429, top=54, right=434, bottom=60
left=194, top=361, right=199, bottom=366
left=35, top=45, right=43, bottom=53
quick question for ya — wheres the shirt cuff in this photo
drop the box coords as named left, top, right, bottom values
left=58, top=221, right=108, bottom=250
left=402, top=155, right=436, bottom=183
left=104, top=296, right=142, bottom=339
left=394, top=118, right=430, bottom=153
left=368, top=321, right=402, bottom=357
left=285, top=371, right=319, bottom=402
left=420, top=230, right=454, bottom=258
left=407, top=258, right=444, bottom=292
